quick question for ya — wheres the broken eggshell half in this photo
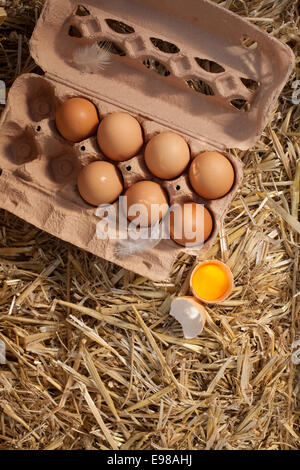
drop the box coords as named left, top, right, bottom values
left=169, top=296, right=207, bottom=339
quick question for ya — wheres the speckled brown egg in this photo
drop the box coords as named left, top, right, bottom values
left=97, top=112, right=144, bottom=162
left=189, top=151, right=235, bottom=200
left=124, top=180, right=169, bottom=227
left=145, top=131, right=190, bottom=180
left=77, top=161, right=123, bottom=206
left=56, top=97, right=99, bottom=143
left=169, top=202, right=213, bottom=247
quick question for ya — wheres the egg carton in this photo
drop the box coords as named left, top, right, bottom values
left=0, top=0, right=294, bottom=280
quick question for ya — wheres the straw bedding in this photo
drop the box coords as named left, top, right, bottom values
left=0, top=0, right=299, bottom=450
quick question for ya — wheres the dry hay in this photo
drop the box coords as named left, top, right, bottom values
left=0, top=0, right=299, bottom=451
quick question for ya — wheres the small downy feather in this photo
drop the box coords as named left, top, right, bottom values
left=116, top=222, right=164, bottom=258
left=72, top=42, right=112, bottom=73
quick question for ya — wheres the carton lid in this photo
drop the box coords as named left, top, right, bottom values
left=30, top=0, right=295, bottom=150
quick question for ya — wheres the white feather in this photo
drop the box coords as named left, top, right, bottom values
left=72, top=42, right=112, bottom=73
left=116, top=222, right=163, bottom=258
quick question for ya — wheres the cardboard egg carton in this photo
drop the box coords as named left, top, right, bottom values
left=0, top=0, right=294, bottom=280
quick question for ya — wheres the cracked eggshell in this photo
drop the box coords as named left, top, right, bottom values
left=169, top=296, right=207, bottom=339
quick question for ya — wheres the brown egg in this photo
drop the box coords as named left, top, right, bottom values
left=124, top=181, right=169, bottom=227
left=189, top=151, right=235, bottom=200
left=56, top=97, right=99, bottom=143
left=169, top=202, right=213, bottom=247
left=97, top=112, right=144, bottom=162
left=77, top=161, right=123, bottom=206
left=145, top=132, right=190, bottom=179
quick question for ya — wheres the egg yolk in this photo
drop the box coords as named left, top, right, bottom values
left=191, top=262, right=230, bottom=301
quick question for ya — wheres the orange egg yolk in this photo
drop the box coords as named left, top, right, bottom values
left=191, top=263, right=230, bottom=301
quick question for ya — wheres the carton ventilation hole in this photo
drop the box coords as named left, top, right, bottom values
left=195, top=58, right=225, bottom=74
left=176, top=185, right=181, bottom=191
left=143, top=59, right=171, bottom=77
left=98, top=40, right=126, bottom=56
left=240, top=77, right=260, bottom=91
left=150, top=38, right=180, bottom=54
left=69, top=25, right=83, bottom=38
left=105, top=19, right=135, bottom=34
left=186, top=79, right=215, bottom=96
left=241, top=34, right=258, bottom=49
left=231, top=98, right=251, bottom=112
left=126, top=165, right=132, bottom=172
left=75, top=5, right=90, bottom=16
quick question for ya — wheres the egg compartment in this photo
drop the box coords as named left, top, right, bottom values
left=0, top=122, right=41, bottom=171
left=0, top=0, right=295, bottom=280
